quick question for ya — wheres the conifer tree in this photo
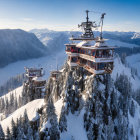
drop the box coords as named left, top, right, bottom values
left=45, top=100, right=60, bottom=140
left=59, top=106, right=67, bottom=132
left=0, top=124, right=5, bottom=140
left=6, top=127, right=11, bottom=140
left=11, top=118, right=17, bottom=139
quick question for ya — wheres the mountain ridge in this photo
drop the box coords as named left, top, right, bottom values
left=0, top=29, right=47, bottom=68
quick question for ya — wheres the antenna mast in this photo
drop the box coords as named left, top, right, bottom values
left=86, top=10, right=89, bottom=23
left=100, top=13, right=106, bottom=39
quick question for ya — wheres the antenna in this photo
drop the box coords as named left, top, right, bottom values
left=86, top=10, right=89, bottom=23
left=100, top=13, right=106, bottom=39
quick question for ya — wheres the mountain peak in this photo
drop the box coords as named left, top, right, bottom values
left=131, top=32, right=140, bottom=39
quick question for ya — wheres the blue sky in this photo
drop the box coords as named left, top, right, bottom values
left=0, top=0, right=139, bottom=32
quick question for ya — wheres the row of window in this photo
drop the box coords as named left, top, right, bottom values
left=66, top=46, right=113, bottom=58
left=68, top=56, right=113, bottom=70
left=28, top=72, right=41, bottom=76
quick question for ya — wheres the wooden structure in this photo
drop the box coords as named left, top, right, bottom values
left=24, top=67, right=46, bottom=89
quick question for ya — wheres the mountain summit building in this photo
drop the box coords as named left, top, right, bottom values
left=65, top=10, right=115, bottom=75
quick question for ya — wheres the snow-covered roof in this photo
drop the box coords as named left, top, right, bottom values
left=59, top=68, right=65, bottom=73
left=76, top=40, right=115, bottom=50
left=94, top=42, right=107, bottom=47
left=32, top=76, right=46, bottom=81
left=77, top=41, right=95, bottom=47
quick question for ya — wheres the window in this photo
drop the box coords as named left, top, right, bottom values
left=109, top=50, right=113, bottom=56
left=88, top=50, right=91, bottom=55
left=78, top=48, right=80, bottom=53
left=92, top=50, right=95, bottom=56
left=97, top=63, right=106, bottom=70
left=99, top=50, right=102, bottom=57
left=66, top=46, right=71, bottom=51
left=71, top=47, right=74, bottom=52
left=71, top=57, right=78, bottom=62
left=92, top=62, right=95, bottom=68
left=102, top=50, right=107, bottom=57
left=73, top=47, right=78, bottom=53
left=96, top=50, right=99, bottom=58
left=83, top=49, right=85, bottom=54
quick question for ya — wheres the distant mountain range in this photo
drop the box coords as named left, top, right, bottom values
left=0, top=29, right=47, bottom=68
left=30, top=29, right=140, bottom=47
left=0, top=28, right=140, bottom=68
left=103, top=31, right=140, bottom=46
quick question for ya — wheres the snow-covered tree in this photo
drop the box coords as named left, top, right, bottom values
left=0, top=124, right=5, bottom=140
left=5, top=127, right=11, bottom=140
left=59, top=106, right=67, bottom=132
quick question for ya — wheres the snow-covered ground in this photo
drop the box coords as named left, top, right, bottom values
left=61, top=109, right=88, bottom=140
left=0, top=50, right=66, bottom=87
left=0, top=99, right=45, bottom=133
left=54, top=98, right=64, bottom=121
left=0, top=86, right=23, bottom=121
left=128, top=100, right=140, bottom=140
left=126, top=54, right=140, bottom=77
left=52, top=98, right=88, bottom=140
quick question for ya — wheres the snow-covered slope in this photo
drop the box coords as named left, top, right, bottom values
left=0, top=86, right=23, bottom=121
left=30, top=29, right=59, bottom=46
left=1, top=54, right=140, bottom=139
left=30, top=29, right=69, bottom=51
left=39, top=57, right=140, bottom=140
left=44, top=98, right=88, bottom=140
left=128, top=100, right=140, bottom=139
left=126, top=54, right=140, bottom=77
left=0, top=99, right=44, bottom=133
left=61, top=109, right=88, bottom=140
left=112, top=56, right=140, bottom=91
left=0, top=86, right=23, bottom=101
